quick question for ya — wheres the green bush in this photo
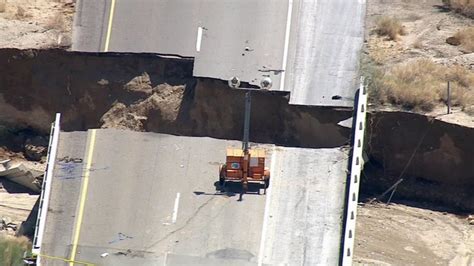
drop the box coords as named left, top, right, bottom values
left=0, top=235, right=31, bottom=266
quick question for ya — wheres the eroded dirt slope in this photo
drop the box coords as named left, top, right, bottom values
left=364, top=111, right=474, bottom=212
left=0, top=49, right=352, bottom=148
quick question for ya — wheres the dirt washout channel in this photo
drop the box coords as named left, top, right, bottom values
left=0, top=48, right=352, bottom=148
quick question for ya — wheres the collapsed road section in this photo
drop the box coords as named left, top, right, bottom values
left=0, top=47, right=366, bottom=265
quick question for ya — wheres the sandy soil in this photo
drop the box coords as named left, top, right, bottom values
left=0, top=177, right=38, bottom=237
left=0, top=186, right=37, bottom=226
left=359, top=2, right=474, bottom=264
left=0, top=0, right=74, bottom=49
left=366, top=0, right=474, bottom=68
left=365, top=0, right=474, bottom=119
left=354, top=202, right=474, bottom=265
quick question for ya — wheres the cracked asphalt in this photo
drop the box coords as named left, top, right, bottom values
left=41, top=129, right=269, bottom=265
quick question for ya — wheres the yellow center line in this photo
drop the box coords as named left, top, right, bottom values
left=104, top=0, right=117, bottom=52
left=69, top=129, right=97, bottom=265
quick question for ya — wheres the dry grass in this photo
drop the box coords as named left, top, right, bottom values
left=370, top=59, right=474, bottom=112
left=444, top=0, right=474, bottom=18
left=376, top=16, right=407, bottom=41
left=0, top=235, right=31, bottom=266
left=454, top=27, right=474, bottom=53
left=15, top=6, right=26, bottom=19
left=45, top=12, right=66, bottom=31
left=0, top=0, right=6, bottom=13
left=413, top=38, right=424, bottom=49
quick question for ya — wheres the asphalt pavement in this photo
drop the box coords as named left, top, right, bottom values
left=285, top=0, right=366, bottom=106
left=192, top=0, right=288, bottom=91
left=260, top=147, right=348, bottom=265
left=40, top=132, right=87, bottom=265
left=38, top=129, right=348, bottom=265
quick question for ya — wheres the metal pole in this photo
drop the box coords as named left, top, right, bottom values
left=447, top=81, right=451, bottom=114
left=242, top=91, right=251, bottom=152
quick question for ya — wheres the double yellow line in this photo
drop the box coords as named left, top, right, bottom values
left=69, top=130, right=97, bottom=265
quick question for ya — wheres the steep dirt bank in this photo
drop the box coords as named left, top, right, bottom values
left=363, top=110, right=474, bottom=212
left=0, top=48, right=352, bottom=148
left=0, top=48, right=195, bottom=132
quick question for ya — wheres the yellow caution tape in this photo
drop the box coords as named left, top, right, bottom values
left=37, top=253, right=96, bottom=266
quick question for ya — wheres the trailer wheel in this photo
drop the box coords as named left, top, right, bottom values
left=219, top=164, right=226, bottom=187
left=264, top=178, right=270, bottom=189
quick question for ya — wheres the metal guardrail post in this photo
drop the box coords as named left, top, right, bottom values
left=341, top=78, right=367, bottom=266
left=32, top=113, right=61, bottom=258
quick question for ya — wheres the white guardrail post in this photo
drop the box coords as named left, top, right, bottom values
left=32, top=113, right=61, bottom=257
left=342, top=78, right=367, bottom=266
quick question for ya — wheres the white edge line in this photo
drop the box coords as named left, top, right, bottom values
left=196, top=27, right=203, bottom=52
left=279, top=0, right=293, bottom=91
left=164, top=251, right=169, bottom=266
left=32, top=113, right=61, bottom=258
left=172, top=192, right=181, bottom=223
left=258, top=146, right=277, bottom=265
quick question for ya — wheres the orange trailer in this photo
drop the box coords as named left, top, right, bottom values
left=218, top=89, right=270, bottom=195
left=219, top=148, right=270, bottom=193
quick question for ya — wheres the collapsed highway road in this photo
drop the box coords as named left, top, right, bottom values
left=32, top=0, right=367, bottom=265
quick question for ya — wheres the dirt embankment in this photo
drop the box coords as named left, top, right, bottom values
left=0, top=48, right=352, bottom=149
left=364, top=111, right=474, bottom=212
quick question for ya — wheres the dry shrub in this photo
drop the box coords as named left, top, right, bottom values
left=46, top=12, right=66, bottom=31
left=0, top=235, right=31, bottom=265
left=14, top=6, right=30, bottom=19
left=413, top=38, right=424, bottom=49
left=464, top=105, right=474, bottom=115
left=0, top=0, right=6, bottom=13
left=454, top=27, right=474, bottom=53
left=370, top=59, right=474, bottom=112
left=376, top=16, right=407, bottom=41
left=444, top=0, right=474, bottom=18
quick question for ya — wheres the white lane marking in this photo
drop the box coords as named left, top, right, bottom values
left=196, top=27, right=203, bottom=52
left=258, top=146, right=277, bottom=265
left=164, top=251, right=169, bottom=266
left=172, top=192, right=181, bottom=223
left=279, top=0, right=294, bottom=91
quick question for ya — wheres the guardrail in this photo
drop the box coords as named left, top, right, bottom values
left=341, top=78, right=367, bottom=266
left=32, top=113, right=61, bottom=255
